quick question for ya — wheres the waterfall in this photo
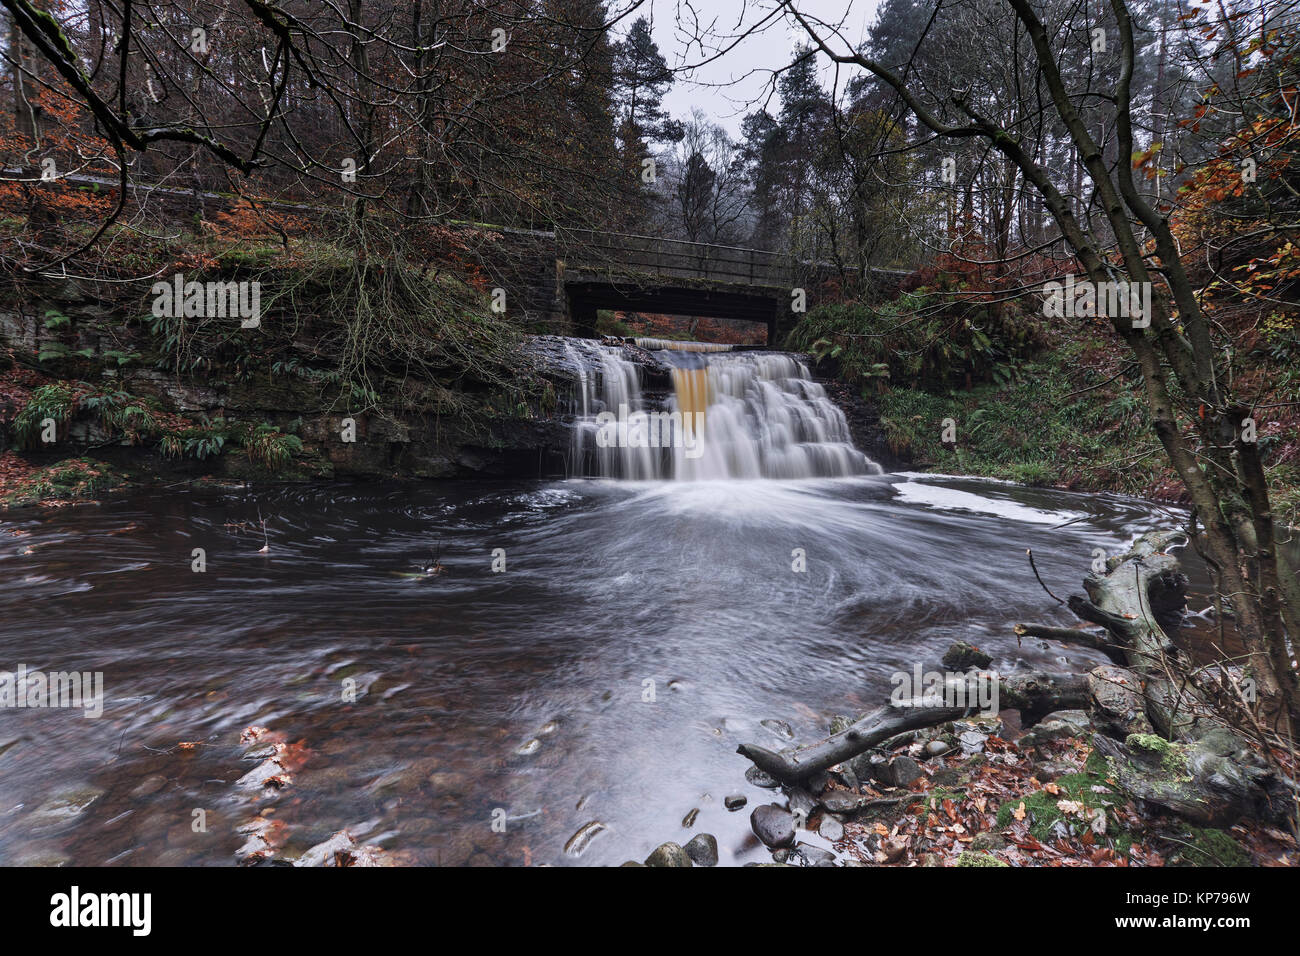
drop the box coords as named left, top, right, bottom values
left=566, top=339, right=880, bottom=480
left=632, top=338, right=735, bottom=353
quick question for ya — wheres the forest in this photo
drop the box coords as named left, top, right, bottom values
left=0, top=0, right=1296, bottom=886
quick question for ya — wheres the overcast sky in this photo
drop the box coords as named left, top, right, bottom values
left=614, top=0, right=884, bottom=137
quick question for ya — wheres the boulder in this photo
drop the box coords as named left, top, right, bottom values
left=1091, top=728, right=1289, bottom=827
left=683, top=833, right=718, bottom=867
left=872, top=755, right=923, bottom=788
left=1018, top=710, right=1092, bottom=751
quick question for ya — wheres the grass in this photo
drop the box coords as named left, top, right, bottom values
left=874, top=337, right=1183, bottom=499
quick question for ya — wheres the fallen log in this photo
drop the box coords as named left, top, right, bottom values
left=1013, top=623, right=1128, bottom=665
left=738, top=704, right=968, bottom=783
left=738, top=530, right=1288, bottom=832
left=737, top=670, right=1087, bottom=784
left=996, top=670, right=1089, bottom=723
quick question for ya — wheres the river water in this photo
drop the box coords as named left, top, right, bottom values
left=0, top=472, right=1194, bottom=867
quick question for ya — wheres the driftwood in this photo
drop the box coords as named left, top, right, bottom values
left=1013, top=622, right=1128, bottom=665
left=1017, top=531, right=1219, bottom=739
left=738, top=704, right=968, bottom=783
left=737, top=671, right=1087, bottom=784
left=996, top=670, right=1089, bottom=723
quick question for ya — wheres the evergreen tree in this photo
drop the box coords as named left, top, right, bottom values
left=612, top=16, right=683, bottom=151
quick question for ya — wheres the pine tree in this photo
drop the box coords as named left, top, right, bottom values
left=612, top=16, right=683, bottom=151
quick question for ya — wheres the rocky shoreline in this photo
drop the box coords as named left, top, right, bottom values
left=626, top=631, right=1297, bottom=867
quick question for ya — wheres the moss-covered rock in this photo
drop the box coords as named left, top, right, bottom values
left=956, top=851, right=1008, bottom=867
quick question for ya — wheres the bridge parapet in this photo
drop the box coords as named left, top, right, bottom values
left=560, top=229, right=793, bottom=289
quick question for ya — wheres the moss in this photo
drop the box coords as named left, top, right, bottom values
left=1126, top=732, right=1170, bottom=754
left=956, top=851, right=1008, bottom=867
left=1165, top=827, right=1249, bottom=867
left=1, top=457, right=121, bottom=509
left=995, top=771, right=1122, bottom=841
left=849, top=330, right=1181, bottom=498
left=1126, top=733, right=1189, bottom=777
left=1084, top=746, right=1110, bottom=777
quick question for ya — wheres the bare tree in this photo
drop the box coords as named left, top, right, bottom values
left=754, top=0, right=1300, bottom=729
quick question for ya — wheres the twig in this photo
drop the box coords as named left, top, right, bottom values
left=1026, top=548, right=1065, bottom=605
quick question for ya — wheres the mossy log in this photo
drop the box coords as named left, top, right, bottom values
left=1091, top=729, right=1294, bottom=827
left=1065, top=530, right=1212, bottom=740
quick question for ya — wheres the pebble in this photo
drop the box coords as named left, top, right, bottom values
left=925, top=739, right=952, bottom=757
left=818, top=815, right=844, bottom=841
left=750, top=804, right=795, bottom=848
left=796, top=842, right=836, bottom=866
left=562, top=820, right=608, bottom=857
left=724, top=793, right=747, bottom=811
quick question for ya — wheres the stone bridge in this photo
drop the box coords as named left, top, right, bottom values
left=476, top=226, right=911, bottom=345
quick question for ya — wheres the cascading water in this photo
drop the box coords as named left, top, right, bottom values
left=565, top=338, right=880, bottom=480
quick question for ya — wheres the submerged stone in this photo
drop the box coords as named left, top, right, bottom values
left=943, top=641, right=992, bottom=671
left=745, top=765, right=781, bottom=789
left=563, top=820, right=608, bottom=857
left=645, top=842, right=692, bottom=867
left=28, top=785, right=105, bottom=829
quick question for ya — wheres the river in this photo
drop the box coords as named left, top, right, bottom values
left=0, top=471, right=1195, bottom=866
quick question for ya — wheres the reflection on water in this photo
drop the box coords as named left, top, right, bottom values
left=0, top=474, right=1192, bottom=866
